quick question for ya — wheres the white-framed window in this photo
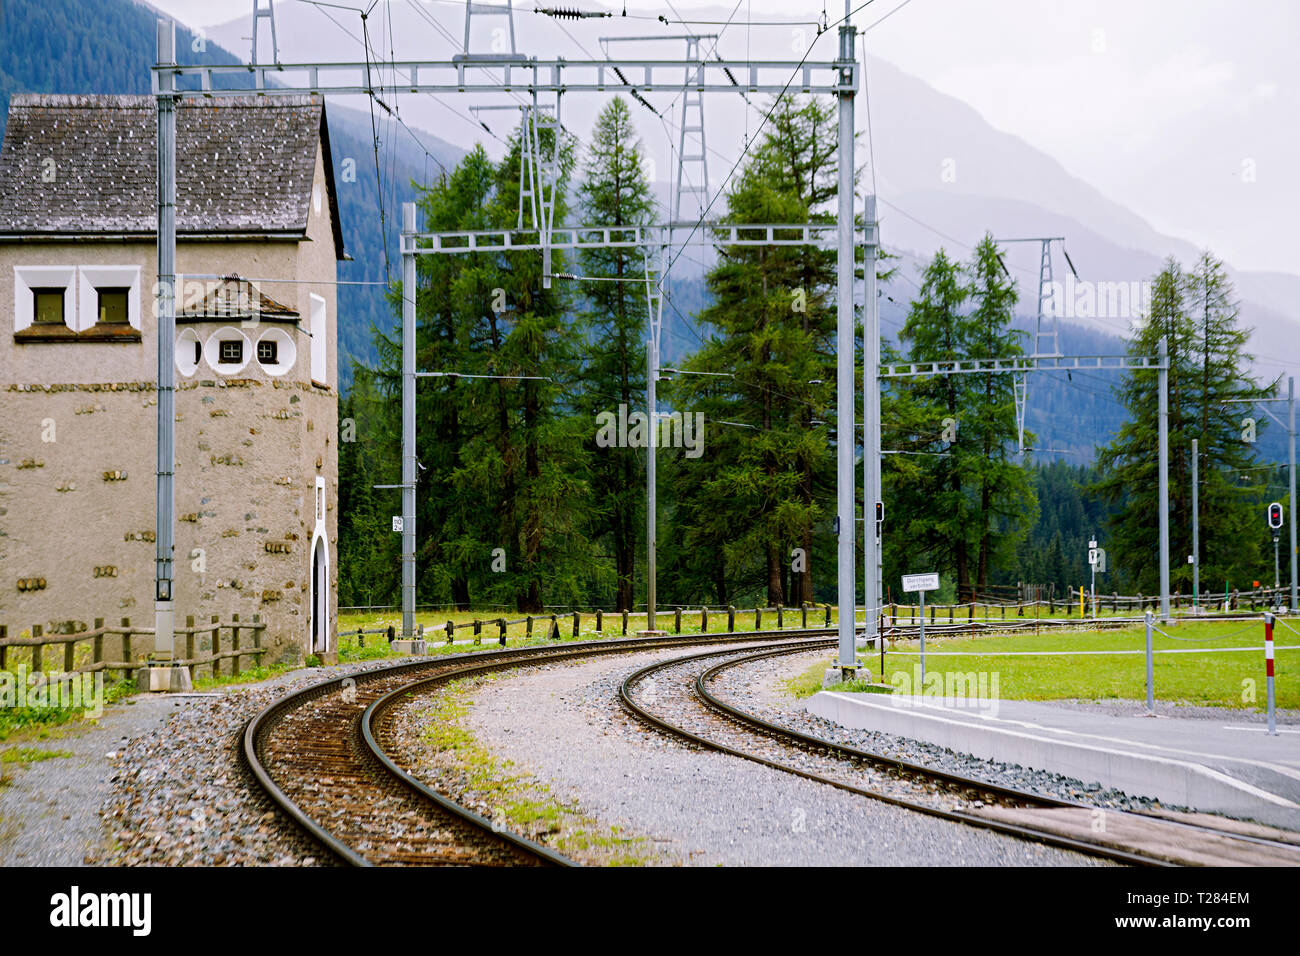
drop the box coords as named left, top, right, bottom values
left=14, top=266, right=76, bottom=331
left=255, top=327, right=296, bottom=377
left=175, top=328, right=203, bottom=377
left=309, top=293, right=327, bottom=386
left=78, top=265, right=142, bottom=331
left=202, top=326, right=251, bottom=376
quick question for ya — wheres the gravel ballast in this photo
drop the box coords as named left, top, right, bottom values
left=458, top=644, right=1113, bottom=866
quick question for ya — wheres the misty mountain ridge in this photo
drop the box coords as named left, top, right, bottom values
left=4, top=0, right=1292, bottom=459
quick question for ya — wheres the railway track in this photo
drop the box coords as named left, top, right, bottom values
left=242, top=629, right=836, bottom=866
left=618, top=640, right=1300, bottom=868
left=244, top=613, right=1289, bottom=867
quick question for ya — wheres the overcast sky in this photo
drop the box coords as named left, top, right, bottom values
left=143, top=0, right=1297, bottom=277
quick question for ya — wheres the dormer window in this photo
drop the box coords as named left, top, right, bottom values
left=32, top=288, right=65, bottom=324
left=96, top=288, right=130, bottom=325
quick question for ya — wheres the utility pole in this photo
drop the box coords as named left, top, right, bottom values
left=1191, top=437, right=1199, bottom=607
left=835, top=3, right=858, bottom=675
left=863, top=197, right=880, bottom=651
left=1290, top=377, right=1297, bottom=613
left=151, top=18, right=180, bottom=689
left=1158, top=336, right=1170, bottom=621
left=646, top=334, right=658, bottom=633
left=401, top=202, right=417, bottom=642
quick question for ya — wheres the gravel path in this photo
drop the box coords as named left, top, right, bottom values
left=461, top=644, right=1112, bottom=866
left=0, top=694, right=176, bottom=866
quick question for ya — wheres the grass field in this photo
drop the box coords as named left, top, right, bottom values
left=335, top=605, right=846, bottom=662
left=843, top=618, right=1298, bottom=710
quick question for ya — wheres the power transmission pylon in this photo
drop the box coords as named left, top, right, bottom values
left=995, top=236, right=1077, bottom=452
left=251, top=0, right=278, bottom=66
left=460, top=0, right=518, bottom=59
left=675, top=35, right=709, bottom=226
left=596, top=34, right=714, bottom=228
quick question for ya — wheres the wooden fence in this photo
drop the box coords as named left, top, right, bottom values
left=0, top=614, right=268, bottom=685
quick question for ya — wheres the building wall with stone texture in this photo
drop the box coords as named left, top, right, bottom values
left=0, top=146, right=339, bottom=665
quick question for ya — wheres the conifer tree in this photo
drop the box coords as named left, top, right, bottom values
left=576, top=98, right=652, bottom=611
left=1093, top=255, right=1271, bottom=592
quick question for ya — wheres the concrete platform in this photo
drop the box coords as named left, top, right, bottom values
left=804, top=691, right=1300, bottom=829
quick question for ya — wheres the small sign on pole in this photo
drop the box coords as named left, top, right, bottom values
left=392, top=515, right=404, bottom=533
left=902, top=573, right=939, bottom=684
left=901, top=572, right=939, bottom=593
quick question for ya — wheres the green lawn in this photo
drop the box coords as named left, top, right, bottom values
left=853, top=619, right=1296, bottom=710
left=336, top=605, right=844, bottom=657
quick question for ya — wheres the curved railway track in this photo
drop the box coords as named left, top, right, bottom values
left=242, top=629, right=835, bottom=866
left=243, top=614, right=1294, bottom=867
left=618, top=641, right=1300, bottom=868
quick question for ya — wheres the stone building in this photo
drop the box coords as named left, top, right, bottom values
left=0, top=93, right=344, bottom=664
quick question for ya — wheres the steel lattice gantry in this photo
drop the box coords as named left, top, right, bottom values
left=152, top=21, right=868, bottom=652
left=879, top=347, right=1174, bottom=620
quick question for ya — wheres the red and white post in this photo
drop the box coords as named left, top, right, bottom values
left=1265, top=613, right=1277, bottom=736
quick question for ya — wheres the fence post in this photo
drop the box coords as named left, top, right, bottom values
left=801, top=604, right=808, bottom=628
left=701, top=607, right=709, bottom=632
left=210, top=616, right=220, bottom=679
left=64, top=625, right=76, bottom=673
left=549, top=616, right=561, bottom=640
left=185, top=615, right=196, bottom=683
left=728, top=606, right=736, bottom=632
left=122, top=618, right=133, bottom=683
left=755, top=607, right=762, bottom=630
left=621, top=610, right=628, bottom=635
left=573, top=612, right=580, bottom=638
left=231, top=614, right=241, bottom=675
left=823, top=603, right=831, bottom=628
left=776, top=604, right=783, bottom=629
left=31, top=624, right=42, bottom=673
left=674, top=607, right=681, bottom=634
left=499, top=619, right=507, bottom=647
left=525, top=616, right=533, bottom=639
left=253, top=614, right=262, bottom=663
left=948, top=605, right=953, bottom=622
left=473, top=619, right=482, bottom=645
left=595, top=609, right=603, bottom=633
left=91, top=619, right=103, bottom=674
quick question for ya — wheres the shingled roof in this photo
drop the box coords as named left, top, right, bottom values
left=0, top=94, right=344, bottom=258
left=178, top=275, right=299, bottom=322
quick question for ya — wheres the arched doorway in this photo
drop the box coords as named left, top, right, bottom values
left=310, top=534, right=329, bottom=653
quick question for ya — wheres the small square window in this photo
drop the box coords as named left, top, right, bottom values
left=218, top=340, right=243, bottom=364
left=33, top=288, right=64, bottom=324
left=257, top=339, right=278, bottom=364
left=97, top=287, right=130, bottom=324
